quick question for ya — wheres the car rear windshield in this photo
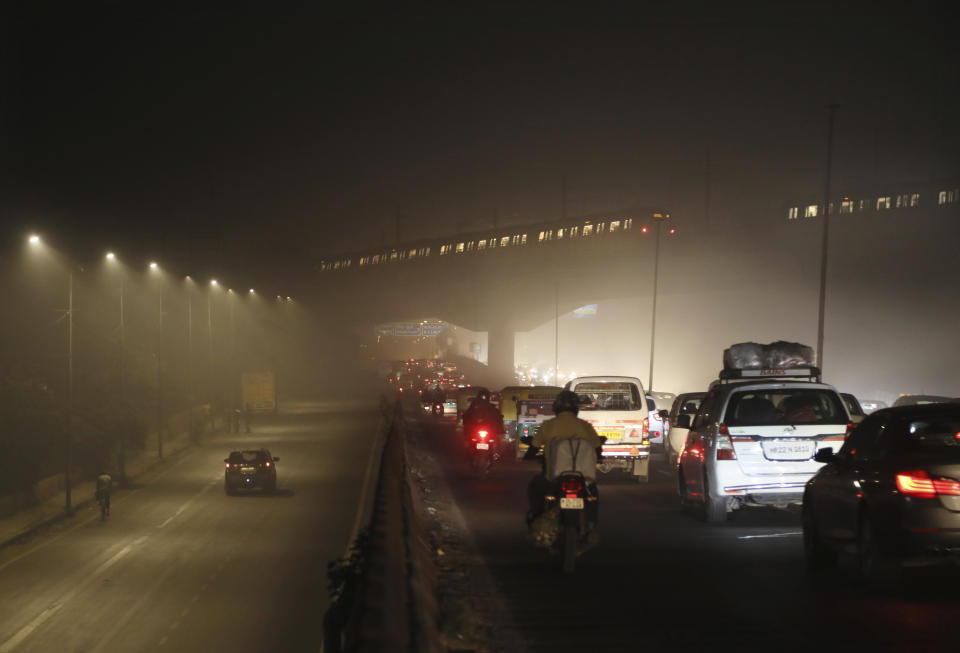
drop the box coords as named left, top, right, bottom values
left=574, top=382, right=642, bottom=411
left=229, top=451, right=264, bottom=464
left=899, top=417, right=960, bottom=451
left=724, top=388, right=847, bottom=426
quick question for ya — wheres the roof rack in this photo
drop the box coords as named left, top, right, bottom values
left=717, top=366, right=821, bottom=383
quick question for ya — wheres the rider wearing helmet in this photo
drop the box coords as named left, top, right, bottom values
left=462, top=387, right=503, bottom=452
left=524, top=389, right=604, bottom=524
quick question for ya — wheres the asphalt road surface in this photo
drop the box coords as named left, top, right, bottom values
left=0, top=399, right=380, bottom=653
left=419, top=417, right=960, bottom=653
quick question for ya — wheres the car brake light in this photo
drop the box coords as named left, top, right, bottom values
left=896, top=470, right=960, bottom=498
left=642, top=417, right=649, bottom=436
left=561, top=477, right=583, bottom=494
left=478, top=430, right=488, bottom=440
left=265, top=461, right=271, bottom=467
left=225, top=463, right=231, bottom=469
left=716, top=424, right=737, bottom=460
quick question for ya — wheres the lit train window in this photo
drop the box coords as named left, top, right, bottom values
left=583, top=224, right=594, bottom=236
left=520, top=234, right=527, bottom=244
left=333, top=261, right=341, bottom=270
left=876, top=197, right=891, bottom=210
left=557, top=228, right=565, bottom=239
left=478, top=239, right=487, bottom=250
left=910, top=193, right=919, bottom=207
left=440, top=245, right=449, bottom=255
left=539, top=231, right=546, bottom=242
left=570, top=226, right=578, bottom=237
left=840, top=200, right=854, bottom=214
left=624, top=218, right=633, bottom=230
left=456, top=242, right=465, bottom=253
left=409, top=249, right=417, bottom=258
left=466, top=241, right=475, bottom=251
left=609, top=221, right=620, bottom=232
left=390, top=251, right=399, bottom=262
left=804, top=205, right=818, bottom=217
left=500, top=236, right=510, bottom=247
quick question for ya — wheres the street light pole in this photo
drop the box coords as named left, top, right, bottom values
left=647, top=213, right=669, bottom=392
left=816, top=103, right=839, bottom=372
left=118, top=276, right=126, bottom=484
left=66, top=269, right=74, bottom=514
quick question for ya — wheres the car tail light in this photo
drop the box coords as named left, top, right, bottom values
left=478, top=430, right=488, bottom=440
left=642, top=417, right=649, bottom=436
left=561, top=477, right=583, bottom=495
left=896, top=470, right=960, bottom=498
left=225, top=463, right=231, bottom=469
left=265, top=461, right=271, bottom=467
left=716, top=424, right=737, bottom=460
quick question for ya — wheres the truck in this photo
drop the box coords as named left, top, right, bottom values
left=241, top=372, right=277, bottom=413
left=565, top=376, right=650, bottom=482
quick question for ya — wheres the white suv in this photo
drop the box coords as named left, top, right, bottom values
left=676, top=368, right=850, bottom=523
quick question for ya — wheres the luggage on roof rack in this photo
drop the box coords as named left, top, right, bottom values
left=723, top=341, right=815, bottom=371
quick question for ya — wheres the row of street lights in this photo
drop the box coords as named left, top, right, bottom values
left=25, top=233, right=294, bottom=514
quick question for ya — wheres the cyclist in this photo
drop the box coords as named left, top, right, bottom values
left=95, top=471, right=113, bottom=518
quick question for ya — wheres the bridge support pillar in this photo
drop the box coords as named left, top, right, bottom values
left=487, top=326, right=515, bottom=387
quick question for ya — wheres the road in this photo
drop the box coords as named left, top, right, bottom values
left=0, top=398, right=381, bottom=653
left=418, top=417, right=960, bottom=653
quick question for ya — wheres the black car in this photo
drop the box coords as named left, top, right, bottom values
left=225, top=449, right=279, bottom=494
left=802, top=403, right=960, bottom=585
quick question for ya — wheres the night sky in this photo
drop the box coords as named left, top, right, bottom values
left=2, top=1, right=957, bottom=291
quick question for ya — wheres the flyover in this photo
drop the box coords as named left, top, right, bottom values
left=312, top=209, right=673, bottom=384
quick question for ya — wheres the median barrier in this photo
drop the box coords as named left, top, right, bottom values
left=324, top=395, right=442, bottom=653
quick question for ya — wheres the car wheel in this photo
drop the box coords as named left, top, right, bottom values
left=703, top=474, right=727, bottom=524
left=858, top=514, right=901, bottom=588
left=802, top=505, right=836, bottom=572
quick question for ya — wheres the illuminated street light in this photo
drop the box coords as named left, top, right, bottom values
left=29, top=234, right=40, bottom=245
left=211, top=279, right=218, bottom=287
left=104, top=252, right=128, bottom=485
left=149, top=261, right=165, bottom=458
left=249, top=288, right=255, bottom=294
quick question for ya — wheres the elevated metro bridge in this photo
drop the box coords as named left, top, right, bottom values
left=313, top=208, right=672, bottom=384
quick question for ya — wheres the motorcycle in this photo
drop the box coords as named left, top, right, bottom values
left=525, top=436, right=603, bottom=573
left=465, top=421, right=500, bottom=478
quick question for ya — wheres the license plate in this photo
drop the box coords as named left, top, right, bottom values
left=597, top=429, right=623, bottom=440
left=560, top=497, right=584, bottom=510
left=475, top=442, right=489, bottom=450
left=762, top=439, right=815, bottom=460
left=240, top=467, right=256, bottom=473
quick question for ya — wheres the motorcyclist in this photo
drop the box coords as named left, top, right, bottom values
left=524, top=389, right=604, bottom=524
left=462, top=388, right=503, bottom=454
left=95, top=471, right=113, bottom=517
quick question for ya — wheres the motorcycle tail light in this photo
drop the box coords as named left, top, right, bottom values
left=561, top=477, right=584, bottom=494
left=478, top=430, right=488, bottom=440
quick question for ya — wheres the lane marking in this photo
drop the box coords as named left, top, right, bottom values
left=0, top=603, right=62, bottom=653
left=737, top=531, right=802, bottom=540
left=0, top=543, right=133, bottom=652
left=157, top=481, right=215, bottom=529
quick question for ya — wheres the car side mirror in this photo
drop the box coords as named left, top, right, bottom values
left=675, top=414, right=692, bottom=429
left=223, top=458, right=229, bottom=463
left=813, top=447, right=835, bottom=464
